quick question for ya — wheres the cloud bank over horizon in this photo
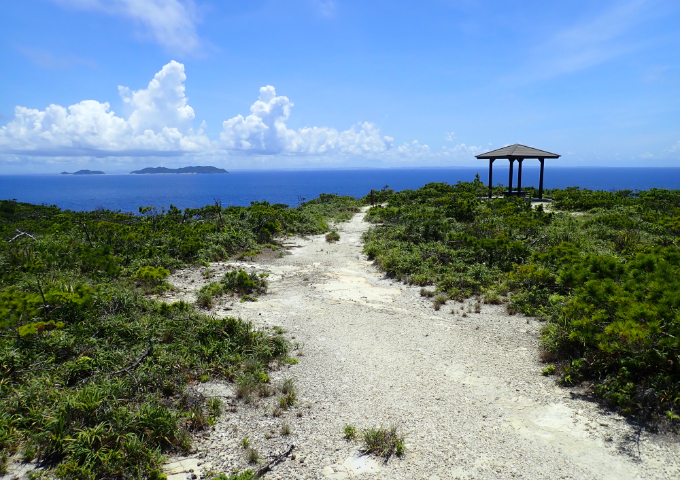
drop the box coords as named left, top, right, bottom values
left=0, top=61, right=483, bottom=170
left=220, top=86, right=393, bottom=156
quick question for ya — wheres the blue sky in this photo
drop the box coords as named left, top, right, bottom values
left=1, top=0, right=679, bottom=173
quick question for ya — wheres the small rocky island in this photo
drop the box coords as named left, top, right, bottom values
left=60, top=170, right=105, bottom=175
left=130, top=166, right=228, bottom=174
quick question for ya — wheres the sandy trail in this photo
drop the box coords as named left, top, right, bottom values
left=164, top=208, right=679, bottom=480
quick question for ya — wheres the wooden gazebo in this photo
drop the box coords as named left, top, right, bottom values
left=476, top=144, right=560, bottom=199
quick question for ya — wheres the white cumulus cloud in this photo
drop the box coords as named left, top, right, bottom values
left=220, top=86, right=394, bottom=155
left=50, top=0, right=201, bottom=55
left=0, top=61, right=210, bottom=156
left=119, top=61, right=196, bottom=133
left=0, top=61, right=486, bottom=169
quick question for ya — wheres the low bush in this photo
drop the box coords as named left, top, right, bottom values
left=325, top=231, right=340, bottom=243
left=222, top=270, right=268, bottom=296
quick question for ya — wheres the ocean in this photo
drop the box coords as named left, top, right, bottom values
left=2, top=167, right=680, bottom=213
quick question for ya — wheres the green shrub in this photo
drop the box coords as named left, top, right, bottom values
left=222, top=270, right=267, bottom=296
left=132, top=266, right=170, bottom=291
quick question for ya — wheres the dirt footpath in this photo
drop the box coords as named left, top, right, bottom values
left=164, top=208, right=679, bottom=480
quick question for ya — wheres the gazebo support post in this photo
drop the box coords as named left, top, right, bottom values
left=517, top=159, right=523, bottom=194
left=488, top=159, right=494, bottom=199
left=538, top=158, right=545, bottom=200
left=508, top=159, right=514, bottom=195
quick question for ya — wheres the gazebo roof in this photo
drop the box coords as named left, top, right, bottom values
left=475, top=144, right=560, bottom=159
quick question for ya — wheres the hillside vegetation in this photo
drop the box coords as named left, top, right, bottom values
left=364, top=180, right=680, bottom=430
left=0, top=194, right=360, bottom=478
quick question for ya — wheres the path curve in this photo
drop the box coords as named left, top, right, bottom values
left=166, top=208, right=679, bottom=480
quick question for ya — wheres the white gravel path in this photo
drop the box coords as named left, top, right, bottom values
left=164, top=208, right=679, bottom=480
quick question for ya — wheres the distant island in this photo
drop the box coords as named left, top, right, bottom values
left=60, top=170, right=106, bottom=175
left=130, top=166, right=228, bottom=175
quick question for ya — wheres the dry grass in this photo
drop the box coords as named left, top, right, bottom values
left=245, top=447, right=260, bottom=464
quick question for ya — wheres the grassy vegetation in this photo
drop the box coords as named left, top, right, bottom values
left=325, top=231, right=340, bottom=243
left=197, top=270, right=268, bottom=308
left=343, top=424, right=405, bottom=458
left=0, top=195, right=358, bottom=478
left=343, top=424, right=358, bottom=440
left=363, top=181, right=680, bottom=430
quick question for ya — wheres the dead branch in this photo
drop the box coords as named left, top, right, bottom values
left=75, top=220, right=94, bottom=247
left=35, top=277, right=49, bottom=312
left=110, top=345, right=152, bottom=376
left=214, top=199, right=225, bottom=226
left=9, top=229, right=37, bottom=242
left=529, top=234, right=549, bottom=247
left=254, top=444, right=295, bottom=479
left=108, top=344, right=153, bottom=386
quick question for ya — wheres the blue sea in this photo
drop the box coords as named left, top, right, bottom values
left=2, top=167, right=680, bottom=213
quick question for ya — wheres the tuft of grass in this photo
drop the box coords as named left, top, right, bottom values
left=208, top=472, right=254, bottom=480
left=196, top=281, right=224, bottom=309
left=277, top=377, right=297, bottom=409
left=474, top=303, right=481, bottom=313
left=483, top=290, right=503, bottom=305
left=240, top=437, right=250, bottom=449
left=281, top=378, right=296, bottom=396
left=360, top=424, right=406, bottom=458
left=186, top=404, right=211, bottom=431
left=278, top=394, right=296, bottom=410
left=0, top=452, right=8, bottom=475
left=433, top=294, right=447, bottom=311
left=258, top=383, right=273, bottom=398
left=236, top=376, right=258, bottom=403
left=22, top=443, right=37, bottom=463
left=245, top=447, right=260, bottom=464
left=272, top=407, right=283, bottom=418
left=280, top=422, right=292, bottom=436
left=419, top=288, right=436, bottom=298
left=343, top=424, right=358, bottom=440
left=325, top=231, right=340, bottom=243
left=208, top=398, right=222, bottom=417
